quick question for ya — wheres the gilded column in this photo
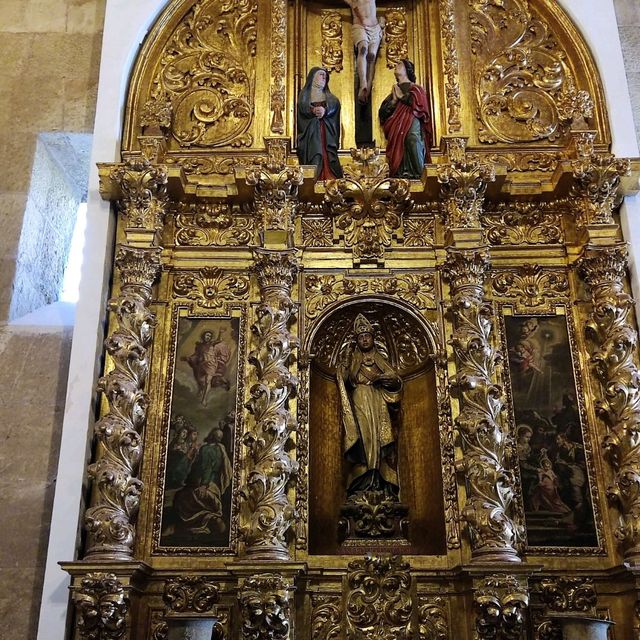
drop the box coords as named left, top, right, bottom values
left=84, top=160, right=167, bottom=560
left=240, top=248, right=299, bottom=560
left=440, top=139, right=522, bottom=563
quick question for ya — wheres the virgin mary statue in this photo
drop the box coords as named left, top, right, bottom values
left=336, top=314, right=403, bottom=499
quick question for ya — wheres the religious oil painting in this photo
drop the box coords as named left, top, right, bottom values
left=504, top=315, right=599, bottom=549
left=159, top=316, right=240, bottom=550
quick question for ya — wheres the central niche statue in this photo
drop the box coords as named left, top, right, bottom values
left=337, top=313, right=408, bottom=541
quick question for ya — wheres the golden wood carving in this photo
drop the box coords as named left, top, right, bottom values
left=384, top=8, right=409, bottom=69
left=325, top=152, right=412, bottom=264
left=173, top=267, right=250, bottom=309
left=403, top=217, right=435, bottom=247
left=572, top=153, right=631, bottom=225
left=310, top=594, right=342, bottom=640
left=469, top=0, right=593, bottom=144
left=163, top=577, right=220, bottom=613
left=142, top=0, right=257, bottom=148
left=484, top=203, right=565, bottom=246
left=302, top=218, right=334, bottom=248
left=491, top=265, right=569, bottom=309
left=418, top=596, right=450, bottom=640
left=468, top=151, right=560, bottom=173
left=295, top=358, right=310, bottom=550
left=241, top=249, right=299, bottom=560
left=579, top=245, right=640, bottom=562
left=444, top=249, right=522, bottom=562
left=174, top=203, right=254, bottom=246
left=72, top=573, right=129, bottom=640
left=474, top=575, right=529, bottom=640
left=270, top=0, right=287, bottom=134
left=84, top=246, right=162, bottom=560
left=439, top=0, right=462, bottom=133
left=239, top=574, right=294, bottom=640
left=346, top=555, right=412, bottom=639
left=321, top=10, right=343, bottom=73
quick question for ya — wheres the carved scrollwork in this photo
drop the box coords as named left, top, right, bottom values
left=571, top=153, right=631, bottom=225
left=484, top=203, right=565, bottom=245
left=144, top=0, right=257, bottom=148
left=346, top=555, right=413, bottom=639
left=163, top=576, right=220, bottom=613
left=579, top=245, right=640, bottom=562
left=270, top=0, right=286, bottom=134
left=72, top=573, right=129, bottom=640
left=384, top=8, right=408, bottom=69
left=444, top=249, right=522, bottom=562
left=174, top=203, right=254, bottom=246
left=321, top=10, right=343, bottom=73
left=474, top=575, right=529, bottom=640
left=536, top=577, right=597, bottom=613
left=418, top=596, right=450, bottom=640
left=84, top=246, right=162, bottom=560
left=491, top=265, right=569, bottom=309
left=311, top=594, right=342, bottom=640
left=468, top=152, right=560, bottom=173
left=173, top=267, right=250, bottom=309
left=403, top=218, right=435, bottom=247
left=305, top=274, right=369, bottom=319
left=239, top=574, right=294, bottom=640
left=371, top=274, right=436, bottom=311
left=469, top=0, right=593, bottom=144
left=240, top=250, right=299, bottom=560
left=324, top=161, right=412, bottom=264
left=439, top=0, right=462, bottom=132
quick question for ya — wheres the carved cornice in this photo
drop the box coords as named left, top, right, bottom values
left=239, top=574, right=294, bottom=640
left=72, top=573, right=129, bottom=640
left=241, top=249, right=299, bottom=560
left=84, top=246, right=161, bottom=560
left=173, top=267, right=250, bottom=308
left=163, top=576, right=219, bottom=613
left=346, top=556, right=412, bottom=639
left=572, top=153, right=631, bottom=225
left=579, top=244, right=640, bottom=561
left=444, top=249, right=522, bottom=562
left=474, top=575, right=529, bottom=640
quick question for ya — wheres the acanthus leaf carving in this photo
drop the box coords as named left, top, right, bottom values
left=403, top=217, right=435, bottom=247
left=305, top=274, right=369, bottom=319
left=384, top=8, right=409, bottom=69
left=491, top=265, right=569, bottom=309
left=321, top=10, right=343, bottom=73
left=173, top=266, right=250, bottom=308
left=346, top=555, right=413, bottom=639
left=72, top=573, right=129, bottom=640
left=239, top=574, right=294, bottom=640
left=473, top=574, right=529, bottom=640
left=84, top=246, right=162, bottom=560
left=469, top=0, right=593, bottom=144
left=439, top=0, right=462, bottom=132
left=270, top=0, right=287, bottom=134
left=143, top=0, right=257, bottom=148
left=370, top=273, right=436, bottom=310
left=484, top=202, right=565, bottom=246
left=163, top=576, right=220, bottom=613
left=311, top=594, right=342, bottom=640
left=418, top=596, right=450, bottom=640
left=240, top=249, right=299, bottom=560
left=579, top=245, right=640, bottom=561
left=536, top=577, right=597, bottom=614
left=174, top=203, right=254, bottom=246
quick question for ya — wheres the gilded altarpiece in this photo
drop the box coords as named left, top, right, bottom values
left=62, top=0, right=640, bottom=639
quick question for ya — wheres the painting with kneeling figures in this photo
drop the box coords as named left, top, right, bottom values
left=504, top=314, right=599, bottom=549
left=159, top=316, right=240, bottom=550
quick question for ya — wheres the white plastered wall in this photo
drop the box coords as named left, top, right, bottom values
left=36, top=1, right=640, bottom=638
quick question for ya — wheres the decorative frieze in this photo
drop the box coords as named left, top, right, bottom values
left=491, top=265, right=569, bottom=310
left=163, top=576, right=220, bottom=613
left=173, top=267, right=250, bottom=309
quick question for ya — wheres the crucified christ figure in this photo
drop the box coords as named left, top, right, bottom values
left=344, top=0, right=384, bottom=103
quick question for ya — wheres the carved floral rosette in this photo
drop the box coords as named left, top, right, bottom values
left=443, top=249, right=522, bottom=562
left=239, top=574, right=294, bottom=640
left=579, top=245, right=640, bottom=561
left=240, top=249, right=299, bottom=560
left=72, top=573, right=129, bottom=640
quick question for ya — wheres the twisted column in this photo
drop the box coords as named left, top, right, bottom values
left=84, top=160, right=167, bottom=560
left=240, top=249, right=299, bottom=560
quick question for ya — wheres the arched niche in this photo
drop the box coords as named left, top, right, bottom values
left=305, top=297, right=446, bottom=555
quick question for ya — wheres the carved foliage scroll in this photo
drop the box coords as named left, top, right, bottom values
left=474, top=575, right=529, bottom=640
left=418, top=597, right=450, bottom=640
left=239, top=574, right=293, bottom=640
left=484, top=203, right=565, bottom=246
left=321, top=10, right=343, bottom=73
left=163, top=577, right=219, bottom=613
left=142, top=0, right=258, bottom=148
left=311, top=595, right=342, bottom=640
left=174, top=204, right=254, bottom=247
left=439, top=0, right=462, bottom=132
left=491, top=265, right=569, bottom=310
left=384, top=8, right=409, bottom=69
left=173, top=267, right=250, bottom=309
left=469, top=0, right=593, bottom=144
left=270, top=0, right=287, bottom=134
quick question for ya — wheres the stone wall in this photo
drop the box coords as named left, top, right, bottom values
left=0, top=2, right=105, bottom=639
left=615, top=0, right=640, bottom=143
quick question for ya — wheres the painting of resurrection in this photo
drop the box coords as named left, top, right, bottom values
left=504, top=315, right=598, bottom=549
left=159, top=316, right=240, bottom=549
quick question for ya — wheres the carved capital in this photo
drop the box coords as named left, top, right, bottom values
left=115, top=246, right=162, bottom=301
left=324, top=155, right=412, bottom=264
left=72, top=573, right=129, bottom=640
left=109, top=160, right=169, bottom=246
left=474, top=575, right=529, bottom=640
left=578, top=244, right=628, bottom=296
left=251, top=248, right=299, bottom=306
left=442, top=248, right=490, bottom=305
left=572, top=153, right=631, bottom=225
left=239, top=574, right=294, bottom=640
left=346, top=555, right=412, bottom=639
left=438, top=158, right=496, bottom=230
